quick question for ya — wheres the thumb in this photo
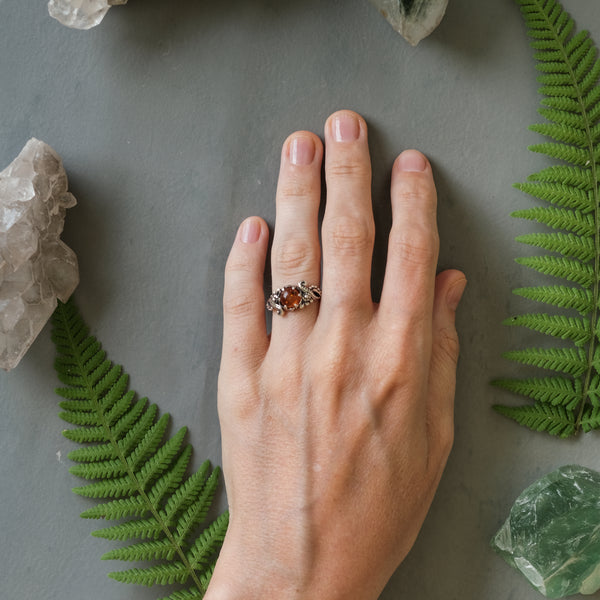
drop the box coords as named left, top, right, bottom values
left=431, top=269, right=466, bottom=372
left=425, top=269, right=466, bottom=461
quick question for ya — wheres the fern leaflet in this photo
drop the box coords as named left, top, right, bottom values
left=52, top=299, right=228, bottom=598
left=493, top=0, right=600, bottom=437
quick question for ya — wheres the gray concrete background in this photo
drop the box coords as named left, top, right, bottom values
left=1, top=0, right=600, bottom=598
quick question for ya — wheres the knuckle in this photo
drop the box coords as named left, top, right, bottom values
left=223, top=287, right=257, bottom=318
left=225, top=250, right=254, bottom=277
left=370, top=374, right=402, bottom=412
left=325, top=215, right=374, bottom=255
left=368, top=349, right=418, bottom=410
left=279, top=177, right=318, bottom=202
left=261, top=362, right=305, bottom=411
left=327, top=159, right=371, bottom=182
left=435, top=326, right=460, bottom=367
left=219, top=375, right=261, bottom=422
left=312, top=359, right=347, bottom=399
left=389, top=228, right=439, bottom=267
left=273, top=238, right=319, bottom=277
left=395, top=176, right=436, bottom=208
left=224, top=261, right=251, bottom=280
left=310, top=334, right=352, bottom=391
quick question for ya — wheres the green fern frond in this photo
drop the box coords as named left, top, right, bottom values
left=586, top=374, right=600, bottom=407
left=159, top=587, right=205, bottom=600
left=147, top=447, right=196, bottom=507
left=493, top=376, right=581, bottom=409
left=514, top=181, right=592, bottom=210
left=80, top=496, right=149, bottom=520
left=581, top=405, right=600, bottom=431
left=63, top=425, right=107, bottom=443
left=117, top=402, right=159, bottom=456
left=68, top=440, right=119, bottom=463
left=515, top=256, right=594, bottom=288
left=52, top=299, right=227, bottom=597
left=72, top=473, right=139, bottom=499
left=109, top=562, right=190, bottom=586
left=513, top=285, right=594, bottom=314
left=102, top=539, right=177, bottom=562
left=174, top=468, right=222, bottom=545
left=162, top=460, right=212, bottom=522
left=80, top=446, right=194, bottom=520
left=493, top=403, right=577, bottom=438
left=515, top=232, right=594, bottom=261
left=529, top=122, right=590, bottom=147
left=186, top=513, right=229, bottom=568
left=503, top=313, right=590, bottom=346
left=529, top=141, right=591, bottom=167
left=496, top=0, right=600, bottom=437
left=502, top=347, right=587, bottom=377
left=91, top=516, right=164, bottom=541
left=511, top=206, right=595, bottom=236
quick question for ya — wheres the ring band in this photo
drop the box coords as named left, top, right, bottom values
left=267, top=281, right=322, bottom=315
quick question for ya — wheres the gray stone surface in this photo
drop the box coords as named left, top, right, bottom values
left=0, top=1, right=599, bottom=599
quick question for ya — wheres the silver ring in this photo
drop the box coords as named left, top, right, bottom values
left=266, top=281, right=322, bottom=315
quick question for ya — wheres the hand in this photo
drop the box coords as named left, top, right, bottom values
left=206, top=110, right=466, bottom=600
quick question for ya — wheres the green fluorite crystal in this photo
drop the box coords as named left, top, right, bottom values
left=492, top=466, right=600, bottom=598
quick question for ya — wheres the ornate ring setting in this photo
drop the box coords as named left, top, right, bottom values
left=266, top=281, right=322, bottom=315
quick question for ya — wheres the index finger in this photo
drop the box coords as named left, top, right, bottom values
left=377, top=150, right=439, bottom=328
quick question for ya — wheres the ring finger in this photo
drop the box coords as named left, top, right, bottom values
left=270, top=131, right=324, bottom=341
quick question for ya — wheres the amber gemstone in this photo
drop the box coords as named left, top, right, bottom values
left=280, top=287, right=302, bottom=310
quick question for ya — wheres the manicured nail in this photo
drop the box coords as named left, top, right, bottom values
left=397, top=150, right=427, bottom=172
left=446, top=278, right=467, bottom=311
left=290, top=136, right=316, bottom=166
left=334, top=112, right=360, bottom=142
left=240, top=217, right=261, bottom=244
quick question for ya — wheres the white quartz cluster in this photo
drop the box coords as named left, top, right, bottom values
left=0, top=139, right=79, bottom=371
left=370, top=0, right=449, bottom=46
left=48, top=0, right=127, bottom=30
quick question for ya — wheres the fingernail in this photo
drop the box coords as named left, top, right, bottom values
left=290, top=136, right=316, bottom=166
left=397, top=150, right=427, bottom=172
left=240, top=217, right=261, bottom=244
left=446, top=278, right=467, bottom=311
left=333, top=112, right=360, bottom=142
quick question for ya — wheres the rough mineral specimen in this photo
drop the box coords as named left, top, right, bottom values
left=48, top=0, right=127, bottom=30
left=0, top=139, right=78, bottom=371
left=492, top=465, right=600, bottom=598
left=370, top=0, right=449, bottom=46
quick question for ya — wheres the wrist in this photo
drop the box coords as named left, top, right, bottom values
left=204, top=544, right=380, bottom=600
left=204, top=547, right=311, bottom=600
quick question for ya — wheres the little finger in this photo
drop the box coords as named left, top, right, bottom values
left=222, top=217, right=270, bottom=373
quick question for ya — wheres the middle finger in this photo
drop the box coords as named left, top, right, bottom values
left=321, top=110, right=375, bottom=317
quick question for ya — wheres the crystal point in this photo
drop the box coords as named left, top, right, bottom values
left=370, top=0, right=449, bottom=46
left=492, top=465, right=600, bottom=598
left=48, top=0, right=127, bottom=29
left=0, top=139, right=78, bottom=371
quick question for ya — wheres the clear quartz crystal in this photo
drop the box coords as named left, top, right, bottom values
left=370, top=0, right=449, bottom=46
left=0, top=139, right=78, bottom=371
left=48, top=0, right=127, bottom=30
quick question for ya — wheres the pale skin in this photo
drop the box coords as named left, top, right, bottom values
left=205, top=110, right=467, bottom=600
